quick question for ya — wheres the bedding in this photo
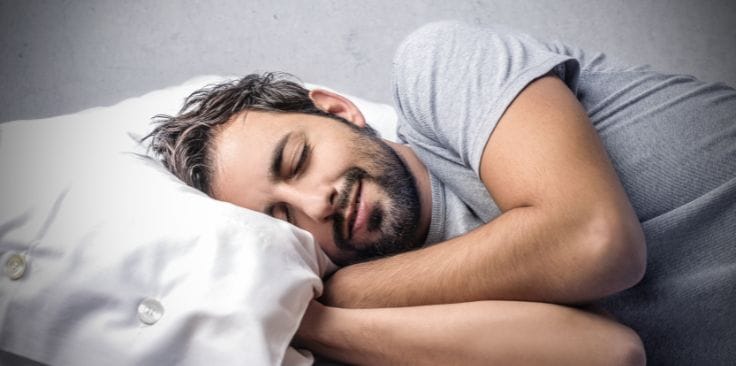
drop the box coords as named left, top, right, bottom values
left=0, top=76, right=398, bottom=365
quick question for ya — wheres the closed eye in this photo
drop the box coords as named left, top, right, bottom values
left=291, top=141, right=311, bottom=178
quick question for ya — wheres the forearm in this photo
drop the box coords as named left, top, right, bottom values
left=323, top=204, right=642, bottom=308
left=296, top=300, right=644, bottom=366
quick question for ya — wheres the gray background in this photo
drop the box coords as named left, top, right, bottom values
left=1, top=0, right=735, bottom=123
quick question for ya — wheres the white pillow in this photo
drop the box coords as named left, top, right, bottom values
left=0, top=76, right=398, bottom=365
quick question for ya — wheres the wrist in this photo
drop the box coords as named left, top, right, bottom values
left=294, top=301, right=358, bottom=359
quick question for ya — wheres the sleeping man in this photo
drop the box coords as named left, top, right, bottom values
left=147, top=22, right=735, bottom=365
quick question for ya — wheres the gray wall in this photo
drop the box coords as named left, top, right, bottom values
left=1, top=0, right=735, bottom=123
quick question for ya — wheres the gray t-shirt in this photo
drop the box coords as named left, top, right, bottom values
left=392, top=21, right=735, bottom=365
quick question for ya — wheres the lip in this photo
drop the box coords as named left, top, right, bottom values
left=352, top=184, right=368, bottom=237
left=344, top=179, right=362, bottom=240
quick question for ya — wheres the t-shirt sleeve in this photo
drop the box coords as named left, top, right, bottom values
left=392, top=21, right=580, bottom=175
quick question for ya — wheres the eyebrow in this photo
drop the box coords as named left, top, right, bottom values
left=269, top=132, right=292, bottom=182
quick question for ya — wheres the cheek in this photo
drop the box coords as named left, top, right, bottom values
left=320, top=146, right=357, bottom=168
left=350, top=140, right=388, bottom=173
left=362, top=181, right=388, bottom=204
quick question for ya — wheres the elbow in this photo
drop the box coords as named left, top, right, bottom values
left=625, top=341, right=647, bottom=366
left=611, top=326, right=646, bottom=366
left=586, top=211, right=647, bottom=295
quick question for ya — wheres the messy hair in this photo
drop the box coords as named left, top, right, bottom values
left=144, top=72, right=341, bottom=195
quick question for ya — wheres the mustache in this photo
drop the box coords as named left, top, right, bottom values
left=332, top=167, right=367, bottom=250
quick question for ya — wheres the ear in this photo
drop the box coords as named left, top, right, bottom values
left=309, top=89, right=366, bottom=128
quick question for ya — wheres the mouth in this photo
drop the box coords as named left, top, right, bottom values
left=344, top=179, right=363, bottom=241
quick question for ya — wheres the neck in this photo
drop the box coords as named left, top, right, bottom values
left=385, top=140, right=432, bottom=245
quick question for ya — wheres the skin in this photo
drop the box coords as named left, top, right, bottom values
left=295, top=300, right=645, bottom=366
left=210, top=76, right=647, bottom=364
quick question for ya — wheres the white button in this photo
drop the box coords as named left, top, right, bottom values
left=5, top=253, right=26, bottom=280
left=138, top=298, right=164, bottom=325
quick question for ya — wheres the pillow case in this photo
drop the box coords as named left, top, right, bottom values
left=0, top=75, right=398, bottom=365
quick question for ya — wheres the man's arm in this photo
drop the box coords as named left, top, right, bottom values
left=322, top=76, right=646, bottom=308
left=295, top=300, right=645, bottom=365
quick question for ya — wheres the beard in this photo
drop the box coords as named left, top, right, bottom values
left=329, top=127, right=423, bottom=264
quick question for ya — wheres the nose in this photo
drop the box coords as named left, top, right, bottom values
left=279, top=183, right=337, bottom=222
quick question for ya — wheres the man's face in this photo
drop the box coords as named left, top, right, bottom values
left=211, top=110, right=422, bottom=265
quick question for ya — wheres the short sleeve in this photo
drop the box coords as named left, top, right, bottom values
left=392, top=21, right=580, bottom=174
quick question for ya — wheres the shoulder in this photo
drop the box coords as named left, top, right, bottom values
left=391, top=20, right=557, bottom=103
left=391, top=21, right=512, bottom=129
left=395, top=20, right=473, bottom=51
left=393, top=21, right=513, bottom=72
left=392, top=21, right=583, bottom=172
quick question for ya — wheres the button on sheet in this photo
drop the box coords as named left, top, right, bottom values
left=138, top=298, right=164, bottom=325
left=5, top=253, right=26, bottom=280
